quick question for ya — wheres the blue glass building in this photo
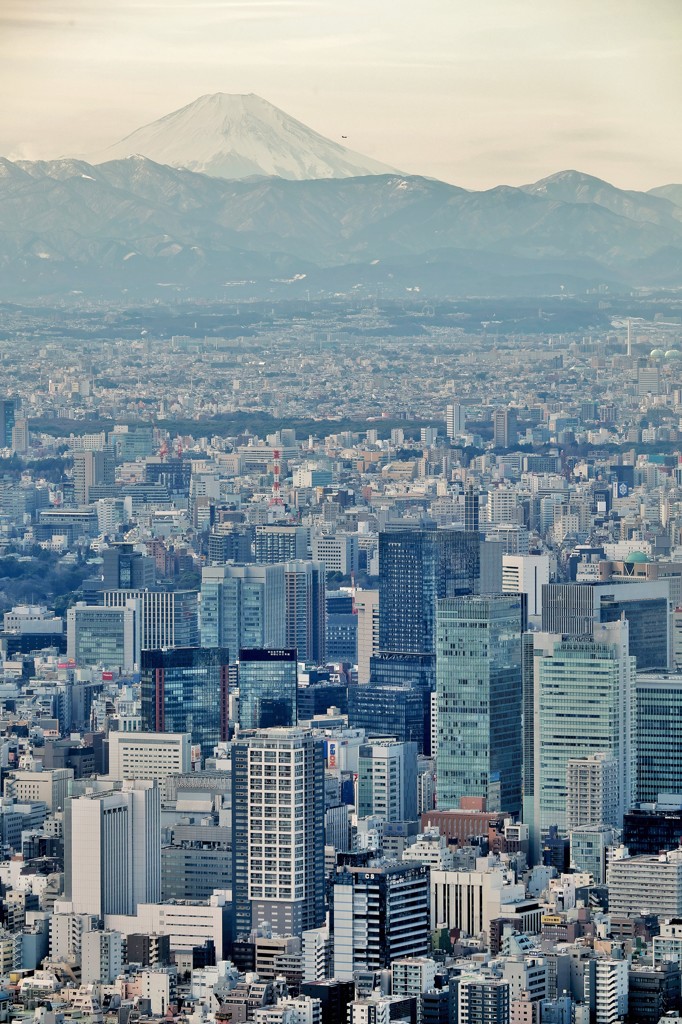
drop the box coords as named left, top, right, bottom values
left=141, top=646, right=229, bottom=759
left=436, top=594, right=525, bottom=815
left=238, top=648, right=298, bottom=730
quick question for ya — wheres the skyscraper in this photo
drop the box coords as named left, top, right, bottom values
left=635, top=674, right=682, bottom=802
left=0, top=397, right=19, bottom=449
left=541, top=580, right=670, bottom=671
left=378, top=528, right=482, bottom=658
left=445, top=403, right=465, bottom=440
left=231, top=728, right=325, bottom=938
left=200, top=563, right=285, bottom=652
left=284, top=560, right=326, bottom=665
left=73, top=448, right=116, bottom=505
left=67, top=600, right=140, bottom=673
left=141, top=646, right=229, bottom=758
left=65, top=779, right=161, bottom=917
left=355, top=589, right=380, bottom=684
left=357, top=739, right=418, bottom=823
left=493, top=408, right=517, bottom=449
left=464, top=484, right=479, bottom=533
left=104, top=589, right=199, bottom=650
left=532, top=618, right=635, bottom=839
left=436, top=594, right=525, bottom=815
left=238, top=648, right=297, bottom=730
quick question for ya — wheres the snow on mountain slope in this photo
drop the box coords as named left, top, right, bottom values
left=90, top=93, right=398, bottom=181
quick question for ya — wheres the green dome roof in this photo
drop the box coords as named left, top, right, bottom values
left=666, top=349, right=682, bottom=360
left=624, top=550, right=649, bottom=563
left=650, top=348, right=665, bottom=358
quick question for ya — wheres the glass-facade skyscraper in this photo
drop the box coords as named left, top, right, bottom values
left=141, top=646, right=229, bottom=759
left=238, top=648, right=298, bottom=730
left=436, top=594, right=525, bottom=815
left=378, top=528, right=483, bottom=657
left=532, top=618, right=635, bottom=838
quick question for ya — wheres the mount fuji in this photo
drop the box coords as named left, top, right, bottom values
left=90, top=92, right=398, bottom=181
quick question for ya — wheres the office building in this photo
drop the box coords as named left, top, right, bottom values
left=285, top=561, right=326, bottom=664
left=311, top=533, right=359, bottom=576
left=493, top=408, right=518, bottom=449
left=200, top=563, right=285, bottom=652
left=464, top=484, right=480, bottom=533
left=162, top=819, right=231, bottom=901
left=255, top=525, right=308, bottom=563
left=238, top=648, right=297, bottom=730
left=141, top=647, right=229, bottom=758
left=4, top=768, right=73, bottom=812
left=355, top=589, right=380, bottom=684
left=566, top=753, right=620, bottom=832
left=569, top=825, right=617, bottom=884
left=357, top=739, right=418, bottom=823
left=378, top=529, right=483, bottom=658
left=67, top=600, right=140, bottom=672
left=232, top=729, right=325, bottom=938
left=0, top=397, right=19, bottom=448
left=532, top=620, right=635, bottom=839
left=624, top=800, right=682, bottom=855
left=445, top=403, right=465, bottom=440
left=332, top=863, right=429, bottom=979
left=66, top=779, right=161, bottom=917
left=107, top=732, right=192, bottom=782
left=635, top=674, right=682, bottom=802
left=541, top=580, right=670, bottom=671
left=104, top=589, right=199, bottom=650
left=436, top=594, right=525, bottom=814
left=627, top=962, right=680, bottom=1024
left=73, top=448, right=116, bottom=505
left=102, top=542, right=156, bottom=589
left=348, top=682, right=430, bottom=755
left=502, top=554, right=550, bottom=626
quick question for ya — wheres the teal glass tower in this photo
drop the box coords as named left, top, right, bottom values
left=436, top=594, right=525, bottom=815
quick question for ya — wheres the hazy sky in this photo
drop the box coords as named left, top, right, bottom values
left=1, top=0, right=681, bottom=189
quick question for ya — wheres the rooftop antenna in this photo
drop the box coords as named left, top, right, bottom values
left=627, top=318, right=632, bottom=357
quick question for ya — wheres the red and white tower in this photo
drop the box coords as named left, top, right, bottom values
left=270, top=448, right=284, bottom=506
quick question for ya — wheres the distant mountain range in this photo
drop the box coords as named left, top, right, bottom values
left=0, top=93, right=681, bottom=301
left=88, top=93, right=397, bottom=181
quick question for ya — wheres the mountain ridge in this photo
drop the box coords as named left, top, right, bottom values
left=1, top=155, right=681, bottom=301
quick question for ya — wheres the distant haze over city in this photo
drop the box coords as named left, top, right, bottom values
left=1, top=0, right=681, bottom=190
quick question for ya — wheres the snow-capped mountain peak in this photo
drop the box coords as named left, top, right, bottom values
left=90, top=93, right=398, bottom=181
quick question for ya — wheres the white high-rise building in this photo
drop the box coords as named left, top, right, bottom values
left=446, top=403, right=465, bottom=440
left=566, top=753, right=620, bottom=831
left=232, top=729, right=326, bottom=939
left=355, top=589, right=379, bottom=684
left=502, top=554, right=550, bottom=626
left=67, top=779, right=161, bottom=917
